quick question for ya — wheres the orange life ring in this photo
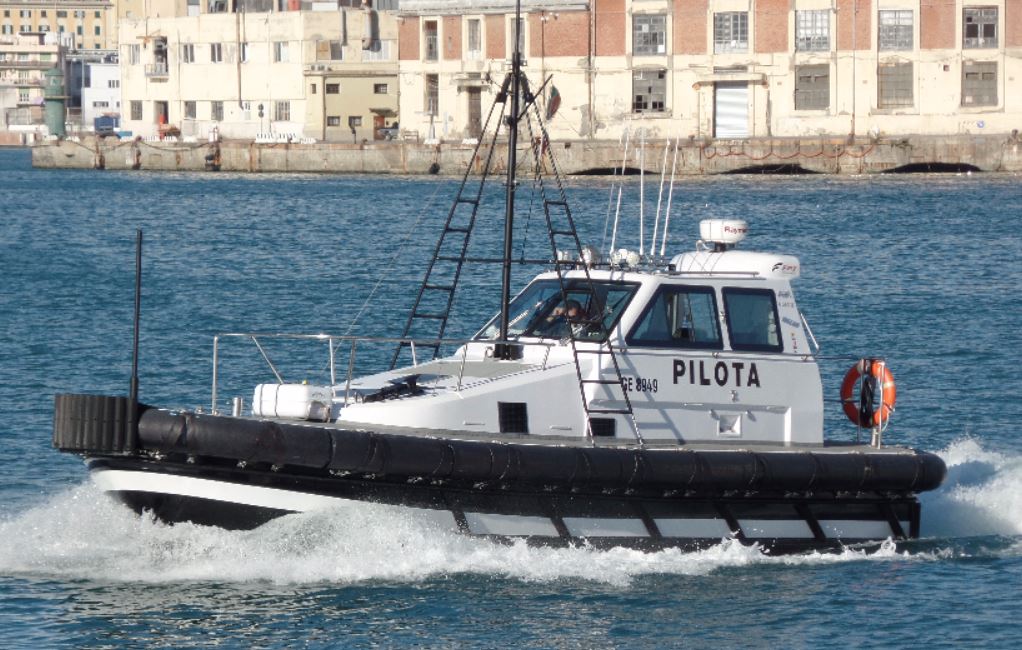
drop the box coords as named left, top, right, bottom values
left=840, top=359, right=896, bottom=428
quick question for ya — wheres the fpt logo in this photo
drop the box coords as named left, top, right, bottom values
left=772, top=261, right=799, bottom=275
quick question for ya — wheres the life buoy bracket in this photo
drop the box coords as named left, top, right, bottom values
left=840, top=358, right=897, bottom=429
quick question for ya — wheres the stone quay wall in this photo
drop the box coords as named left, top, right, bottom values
left=30, top=134, right=1022, bottom=176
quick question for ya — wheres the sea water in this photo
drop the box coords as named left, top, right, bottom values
left=0, top=147, right=1019, bottom=648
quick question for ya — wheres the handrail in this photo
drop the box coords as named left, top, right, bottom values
left=210, top=332, right=559, bottom=414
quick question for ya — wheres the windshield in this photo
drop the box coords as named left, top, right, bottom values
left=476, top=279, right=639, bottom=341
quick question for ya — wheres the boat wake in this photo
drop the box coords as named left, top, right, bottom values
left=920, top=438, right=1022, bottom=545
left=1, top=439, right=1017, bottom=586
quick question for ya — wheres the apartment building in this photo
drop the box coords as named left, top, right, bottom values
left=0, top=31, right=61, bottom=131
left=397, top=0, right=1022, bottom=141
left=118, top=1, right=399, bottom=141
left=0, top=0, right=116, bottom=50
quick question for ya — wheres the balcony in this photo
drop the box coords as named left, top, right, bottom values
left=145, top=62, right=169, bottom=80
left=0, top=59, right=55, bottom=69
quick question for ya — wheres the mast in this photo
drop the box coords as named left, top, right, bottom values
left=497, top=0, right=524, bottom=357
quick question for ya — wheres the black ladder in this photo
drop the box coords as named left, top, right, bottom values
left=390, top=80, right=510, bottom=369
left=541, top=197, right=643, bottom=445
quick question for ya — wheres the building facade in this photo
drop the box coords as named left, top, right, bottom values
left=0, top=0, right=116, bottom=50
left=0, top=31, right=62, bottom=132
left=79, top=52, right=119, bottom=129
left=397, top=0, right=1022, bottom=141
left=117, top=1, right=400, bottom=141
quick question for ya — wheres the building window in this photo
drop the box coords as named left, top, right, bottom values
left=963, top=7, right=997, bottom=48
left=130, top=100, right=142, bottom=120
left=18, top=89, right=29, bottom=102
left=509, top=17, right=525, bottom=56
left=310, top=83, right=317, bottom=94
left=181, top=43, right=195, bottom=63
left=373, top=83, right=388, bottom=94
left=19, top=9, right=30, bottom=18
left=795, top=10, right=829, bottom=51
left=425, top=73, right=438, bottom=115
left=962, top=61, right=997, bottom=106
left=74, top=10, right=85, bottom=18
left=327, top=116, right=341, bottom=126
left=76, top=25, right=82, bottom=36
left=93, top=101, right=110, bottom=108
left=211, top=100, right=223, bottom=121
left=316, top=40, right=342, bottom=61
left=210, top=43, right=223, bottom=63
left=794, top=64, right=829, bottom=110
left=94, top=25, right=100, bottom=36
left=184, top=101, right=196, bottom=119
left=633, top=14, right=667, bottom=55
left=274, top=100, right=290, bottom=121
left=424, top=20, right=438, bottom=61
left=466, top=18, right=481, bottom=60
left=128, top=44, right=140, bottom=65
left=714, top=12, right=748, bottom=53
left=95, top=11, right=101, bottom=18
left=240, top=42, right=248, bottom=62
left=39, top=24, right=50, bottom=32
left=632, top=68, right=666, bottom=113
left=349, top=116, right=363, bottom=127
left=325, top=83, right=340, bottom=95
left=108, top=79, right=119, bottom=88
left=879, top=10, right=913, bottom=51
left=57, top=10, right=67, bottom=18
left=878, top=61, right=913, bottom=108
left=273, top=41, right=288, bottom=63
left=1, top=26, right=10, bottom=35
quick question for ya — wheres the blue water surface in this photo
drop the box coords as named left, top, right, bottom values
left=0, top=147, right=1020, bottom=648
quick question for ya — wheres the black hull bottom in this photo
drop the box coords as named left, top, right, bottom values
left=91, top=457, right=922, bottom=553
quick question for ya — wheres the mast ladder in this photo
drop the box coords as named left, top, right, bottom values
left=542, top=198, right=643, bottom=446
left=390, top=79, right=510, bottom=369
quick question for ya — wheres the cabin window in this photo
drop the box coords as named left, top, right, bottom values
left=722, top=288, right=782, bottom=352
left=626, top=286, right=722, bottom=349
left=476, top=280, right=639, bottom=342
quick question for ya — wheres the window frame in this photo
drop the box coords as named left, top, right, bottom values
left=633, top=14, right=667, bottom=56
left=476, top=279, right=641, bottom=343
left=963, top=6, right=998, bottom=49
left=961, top=60, right=997, bottom=107
left=877, top=61, right=913, bottom=109
left=625, top=285, right=723, bottom=350
left=632, top=68, right=666, bottom=114
left=794, top=64, right=830, bottom=111
left=721, top=287, right=783, bottom=353
left=795, top=10, right=829, bottom=52
left=879, top=9, right=913, bottom=51
left=713, top=12, right=748, bottom=54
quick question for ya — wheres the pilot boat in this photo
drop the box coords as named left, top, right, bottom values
left=52, top=7, right=944, bottom=552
